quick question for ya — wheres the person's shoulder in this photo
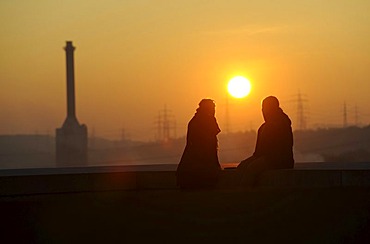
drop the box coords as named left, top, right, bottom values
left=188, top=115, right=197, bottom=125
left=280, top=111, right=292, bottom=125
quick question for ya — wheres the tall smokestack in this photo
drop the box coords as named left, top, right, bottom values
left=56, top=41, right=88, bottom=166
left=65, top=41, right=76, bottom=119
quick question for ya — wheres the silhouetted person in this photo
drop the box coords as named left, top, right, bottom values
left=177, top=99, right=221, bottom=189
left=237, top=96, right=294, bottom=187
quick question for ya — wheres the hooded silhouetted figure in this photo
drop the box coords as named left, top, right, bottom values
left=237, top=96, right=294, bottom=187
left=177, top=99, right=221, bottom=189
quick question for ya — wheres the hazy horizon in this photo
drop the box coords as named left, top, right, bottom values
left=2, top=1, right=370, bottom=141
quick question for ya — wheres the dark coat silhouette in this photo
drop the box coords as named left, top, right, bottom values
left=237, top=96, right=294, bottom=187
left=253, top=106, right=294, bottom=168
left=177, top=99, right=221, bottom=189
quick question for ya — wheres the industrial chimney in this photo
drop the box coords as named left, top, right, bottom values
left=55, top=41, right=88, bottom=166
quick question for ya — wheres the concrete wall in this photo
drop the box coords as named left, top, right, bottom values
left=1, top=167, right=369, bottom=196
left=257, top=169, right=370, bottom=188
left=0, top=171, right=177, bottom=196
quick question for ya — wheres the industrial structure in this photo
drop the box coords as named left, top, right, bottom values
left=55, top=41, right=88, bottom=166
left=155, top=105, right=176, bottom=142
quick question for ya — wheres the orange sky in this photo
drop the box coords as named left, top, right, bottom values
left=1, top=1, right=370, bottom=141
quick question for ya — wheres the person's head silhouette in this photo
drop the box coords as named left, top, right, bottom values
left=262, top=96, right=280, bottom=122
left=197, top=99, right=216, bottom=116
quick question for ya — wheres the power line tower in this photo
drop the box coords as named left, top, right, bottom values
left=285, top=92, right=308, bottom=131
left=343, top=102, right=348, bottom=128
left=354, top=105, right=359, bottom=126
left=296, top=92, right=308, bottom=130
left=155, top=105, right=176, bottom=142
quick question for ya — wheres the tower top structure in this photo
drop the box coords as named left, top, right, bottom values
left=62, top=41, right=80, bottom=128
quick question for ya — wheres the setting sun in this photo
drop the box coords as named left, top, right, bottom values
left=227, top=76, right=252, bottom=98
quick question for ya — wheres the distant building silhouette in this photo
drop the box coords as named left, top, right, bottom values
left=56, top=41, right=88, bottom=166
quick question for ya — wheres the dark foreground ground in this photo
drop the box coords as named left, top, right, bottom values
left=1, top=187, right=370, bottom=244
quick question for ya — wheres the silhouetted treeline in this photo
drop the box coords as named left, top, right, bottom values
left=294, top=126, right=370, bottom=162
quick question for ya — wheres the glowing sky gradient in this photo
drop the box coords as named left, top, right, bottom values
left=1, top=1, right=370, bottom=140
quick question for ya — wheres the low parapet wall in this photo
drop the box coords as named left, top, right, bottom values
left=220, top=169, right=370, bottom=189
left=1, top=166, right=370, bottom=196
left=0, top=171, right=177, bottom=196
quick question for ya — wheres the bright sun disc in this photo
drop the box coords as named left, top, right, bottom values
left=227, top=76, right=251, bottom=98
